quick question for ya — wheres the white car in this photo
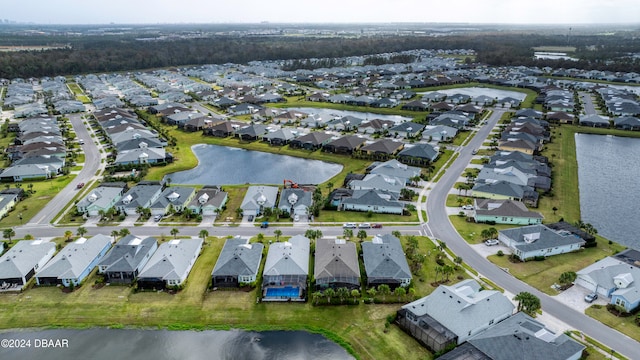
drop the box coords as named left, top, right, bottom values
left=358, top=223, right=371, bottom=229
left=484, top=239, right=499, bottom=246
left=343, top=223, right=357, bottom=229
left=462, top=205, right=474, bottom=210
left=294, top=215, right=300, bottom=222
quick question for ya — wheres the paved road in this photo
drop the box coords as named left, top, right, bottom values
left=27, top=113, right=104, bottom=225
left=422, top=109, right=640, bottom=359
left=580, top=91, right=598, bottom=116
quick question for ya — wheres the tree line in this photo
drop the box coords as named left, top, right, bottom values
left=1, top=32, right=640, bottom=79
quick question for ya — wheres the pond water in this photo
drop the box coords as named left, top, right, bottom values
left=0, top=328, right=354, bottom=360
left=419, top=87, right=527, bottom=101
left=534, top=52, right=578, bottom=61
left=167, top=144, right=343, bottom=185
left=286, top=107, right=412, bottom=124
left=575, top=133, right=640, bottom=248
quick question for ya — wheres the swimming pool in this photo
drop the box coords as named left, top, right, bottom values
left=265, top=286, right=300, bottom=298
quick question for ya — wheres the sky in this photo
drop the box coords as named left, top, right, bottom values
left=3, top=0, right=640, bottom=25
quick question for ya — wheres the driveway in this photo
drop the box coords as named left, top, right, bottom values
left=198, top=215, right=216, bottom=227
left=470, top=242, right=511, bottom=259
left=553, top=284, right=608, bottom=313
left=119, top=215, right=139, bottom=227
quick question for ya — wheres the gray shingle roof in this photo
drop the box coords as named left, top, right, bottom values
left=474, top=199, right=543, bottom=219
left=0, top=240, right=56, bottom=279
left=362, top=234, right=411, bottom=282
left=466, top=312, right=585, bottom=360
left=314, top=238, right=360, bottom=282
left=211, top=237, right=264, bottom=278
left=263, top=235, right=309, bottom=277
left=98, top=235, right=157, bottom=273
left=137, top=238, right=203, bottom=282
left=499, top=225, right=585, bottom=253
left=36, top=234, right=112, bottom=281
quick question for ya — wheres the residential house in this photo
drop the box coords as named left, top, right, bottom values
left=323, top=135, right=367, bottom=154
left=76, top=184, right=125, bottom=217
left=473, top=199, right=543, bottom=225
left=614, top=116, right=640, bottom=131
left=0, top=164, right=56, bottom=182
left=187, top=186, right=228, bottom=216
left=579, top=114, right=610, bottom=128
left=114, top=147, right=169, bottom=166
left=430, top=113, right=469, bottom=129
left=498, top=139, right=537, bottom=155
left=340, top=189, right=404, bottom=215
left=389, top=122, right=425, bottom=138
left=326, top=115, right=364, bottom=131
left=0, top=190, right=20, bottom=219
left=289, top=132, right=333, bottom=150
left=576, top=249, right=640, bottom=312
left=149, top=186, right=197, bottom=216
left=240, top=186, right=279, bottom=217
left=396, top=279, right=514, bottom=352
left=263, top=128, right=298, bottom=146
left=204, top=121, right=236, bottom=138
left=360, top=139, right=404, bottom=158
left=397, top=144, right=439, bottom=166
left=314, top=238, right=360, bottom=290
left=211, top=237, right=264, bottom=288
left=438, top=312, right=585, bottom=360
left=362, top=234, right=411, bottom=288
left=422, top=125, right=458, bottom=142
left=0, top=240, right=56, bottom=291
left=236, top=124, right=268, bottom=141
left=348, top=174, right=405, bottom=196
left=369, top=159, right=421, bottom=185
left=472, top=181, right=539, bottom=207
left=36, top=234, right=113, bottom=287
left=97, top=235, right=158, bottom=284
left=137, top=238, right=203, bottom=289
left=262, top=235, right=310, bottom=301
left=278, top=188, right=313, bottom=217
left=115, top=182, right=163, bottom=216
left=357, top=119, right=395, bottom=134
left=498, top=224, right=585, bottom=261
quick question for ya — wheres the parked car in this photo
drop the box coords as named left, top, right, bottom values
left=248, top=215, right=254, bottom=222
left=343, top=223, right=357, bottom=229
left=471, top=149, right=478, bottom=155
left=584, top=292, right=598, bottom=303
left=260, top=222, right=269, bottom=228
left=76, top=182, right=85, bottom=189
left=462, top=205, right=474, bottom=210
left=153, top=215, right=162, bottom=222
left=372, top=223, right=383, bottom=229
left=294, top=215, right=300, bottom=222
left=484, top=239, right=499, bottom=246
left=358, top=223, right=371, bottom=229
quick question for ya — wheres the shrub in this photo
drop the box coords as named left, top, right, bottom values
left=533, top=256, right=546, bottom=261
left=497, top=250, right=504, bottom=257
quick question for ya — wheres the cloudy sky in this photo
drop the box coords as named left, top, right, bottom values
left=3, top=0, right=639, bottom=25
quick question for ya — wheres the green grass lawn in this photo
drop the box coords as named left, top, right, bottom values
left=448, top=215, right=518, bottom=244
left=0, top=176, right=76, bottom=226
left=586, top=305, right=640, bottom=344
left=315, top=209, right=419, bottom=223
left=486, top=237, right=624, bottom=295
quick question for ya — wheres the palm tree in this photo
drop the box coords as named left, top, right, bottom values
left=487, top=227, right=498, bottom=239
left=391, top=230, right=402, bottom=238
left=394, top=286, right=406, bottom=302
left=23, top=234, right=34, bottom=240
left=312, top=291, right=322, bottom=305
left=514, top=292, right=541, bottom=316
left=343, top=228, right=353, bottom=240
left=350, top=289, right=360, bottom=303
left=434, top=265, right=444, bottom=283
left=235, top=208, right=243, bottom=220
left=357, top=229, right=367, bottom=242
left=442, top=265, right=454, bottom=282
left=111, top=230, right=119, bottom=242
left=377, top=284, right=391, bottom=302
left=325, top=182, right=334, bottom=191
left=3, top=228, right=16, bottom=244
left=199, top=229, right=209, bottom=242
left=63, top=230, right=74, bottom=242
left=366, top=287, right=377, bottom=300
left=336, top=287, right=349, bottom=304
left=273, top=229, right=282, bottom=241
left=558, top=271, right=577, bottom=287
left=324, top=288, right=335, bottom=304
left=77, top=226, right=87, bottom=238
left=170, top=228, right=180, bottom=239
left=256, top=233, right=265, bottom=243
left=305, top=229, right=318, bottom=241
left=118, top=228, right=130, bottom=238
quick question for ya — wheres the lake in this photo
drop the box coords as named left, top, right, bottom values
left=167, top=144, right=343, bottom=185
left=0, top=328, right=354, bottom=360
left=419, top=87, right=527, bottom=101
left=575, top=133, right=640, bottom=248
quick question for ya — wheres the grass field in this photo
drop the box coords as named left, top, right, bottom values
left=585, top=306, right=640, bottom=345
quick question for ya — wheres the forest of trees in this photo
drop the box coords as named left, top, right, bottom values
left=1, top=31, right=640, bottom=79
